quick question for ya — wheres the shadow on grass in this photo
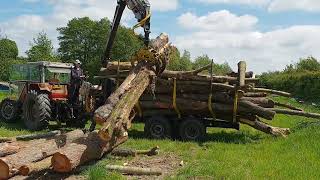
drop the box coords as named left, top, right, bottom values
left=293, top=121, right=320, bottom=131
left=128, top=128, right=263, bottom=145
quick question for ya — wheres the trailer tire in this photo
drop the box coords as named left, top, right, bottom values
left=179, top=118, right=206, bottom=141
left=144, top=116, right=172, bottom=139
left=0, top=99, right=20, bottom=123
left=23, top=91, right=51, bottom=131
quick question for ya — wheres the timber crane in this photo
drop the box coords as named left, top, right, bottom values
left=102, top=0, right=151, bottom=66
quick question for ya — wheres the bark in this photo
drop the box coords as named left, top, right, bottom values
left=271, top=109, right=320, bottom=119
left=238, top=61, right=247, bottom=87
left=241, top=97, right=275, bottom=108
left=0, top=130, right=84, bottom=180
left=250, top=87, right=291, bottom=97
left=18, top=157, right=52, bottom=176
left=227, top=71, right=254, bottom=78
left=243, top=92, right=268, bottom=97
left=239, top=118, right=290, bottom=137
left=95, top=34, right=170, bottom=142
left=111, top=146, right=159, bottom=157
left=105, top=165, right=162, bottom=176
left=0, top=138, right=13, bottom=143
left=0, top=143, right=21, bottom=157
left=274, top=102, right=303, bottom=111
left=139, top=97, right=275, bottom=120
left=51, top=131, right=128, bottom=173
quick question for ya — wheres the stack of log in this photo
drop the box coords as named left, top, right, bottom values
left=0, top=131, right=160, bottom=179
left=98, top=60, right=320, bottom=137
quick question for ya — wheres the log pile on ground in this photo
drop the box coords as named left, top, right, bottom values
left=0, top=131, right=161, bottom=179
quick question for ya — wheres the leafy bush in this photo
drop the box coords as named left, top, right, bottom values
left=260, top=57, right=320, bottom=101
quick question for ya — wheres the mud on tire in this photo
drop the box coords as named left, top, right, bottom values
left=23, top=91, right=51, bottom=131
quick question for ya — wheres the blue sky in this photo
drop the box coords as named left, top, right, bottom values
left=1, top=0, right=320, bottom=73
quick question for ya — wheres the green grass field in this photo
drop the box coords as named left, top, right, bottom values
left=1, top=94, right=320, bottom=179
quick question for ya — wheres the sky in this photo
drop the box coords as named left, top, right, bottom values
left=0, top=0, right=320, bottom=73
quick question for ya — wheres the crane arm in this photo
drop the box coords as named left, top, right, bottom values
left=102, top=0, right=151, bottom=66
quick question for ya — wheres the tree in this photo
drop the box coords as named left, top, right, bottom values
left=0, top=38, right=18, bottom=59
left=295, top=57, right=320, bottom=72
left=167, top=50, right=192, bottom=71
left=57, top=17, right=144, bottom=78
left=193, top=55, right=211, bottom=70
left=26, top=32, right=57, bottom=62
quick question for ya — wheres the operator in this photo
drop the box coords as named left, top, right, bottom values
left=69, top=59, right=84, bottom=105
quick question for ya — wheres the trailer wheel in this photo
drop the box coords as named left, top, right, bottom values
left=0, top=99, right=19, bottom=123
left=144, top=116, right=172, bottom=139
left=179, top=118, right=206, bottom=141
left=23, top=91, right=51, bottom=131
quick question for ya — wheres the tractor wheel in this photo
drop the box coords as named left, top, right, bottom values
left=179, top=118, right=206, bottom=141
left=23, top=91, right=51, bottom=131
left=144, top=116, right=172, bottom=139
left=0, top=98, right=20, bottom=123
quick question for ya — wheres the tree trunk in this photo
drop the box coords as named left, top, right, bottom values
left=0, top=143, right=21, bottom=157
left=239, top=118, right=290, bottom=137
left=18, top=157, right=52, bottom=176
left=250, top=87, right=291, bottom=97
left=51, top=131, right=127, bottom=173
left=271, top=108, right=320, bottom=119
left=0, top=130, right=84, bottom=180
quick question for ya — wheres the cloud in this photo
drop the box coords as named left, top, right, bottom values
left=268, top=0, right=320, bottom=12
left=195, top=0, right=320, bottom=12
left=1, top=0, right=178, bottom=55
left=175, top=11, right=320, bottom=73
left=196, top=0, right=270, bottom=6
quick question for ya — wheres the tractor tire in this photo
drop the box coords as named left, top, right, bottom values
left=179, top=118, right=206, bottom=141
left=0, top=98, right=20, bottom=123
left=144, top=116, right=172, bottom=139
left=23, top=91, right=51, bottom=131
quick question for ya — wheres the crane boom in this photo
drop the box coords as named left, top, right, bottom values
left=102, top=0, right=151, bottom=66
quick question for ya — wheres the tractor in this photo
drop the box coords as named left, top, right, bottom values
left=0, top=61, right=90, bottom=130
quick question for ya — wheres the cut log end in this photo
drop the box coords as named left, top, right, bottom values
left=0, top=159, right=9, bottom=180
left=18, top=165, right=29, bottom=176
left=51, top=153, right=72, bottom=173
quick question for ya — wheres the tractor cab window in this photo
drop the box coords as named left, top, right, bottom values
left=45, top=67, right=71, bottom=84
left=10, top=64, right=41, bottom=82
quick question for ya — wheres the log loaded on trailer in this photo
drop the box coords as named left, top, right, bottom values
left=95, top=59, right=320, bottom=141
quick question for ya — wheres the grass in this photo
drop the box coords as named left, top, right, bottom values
left=1, top=94, right=320, bottom=179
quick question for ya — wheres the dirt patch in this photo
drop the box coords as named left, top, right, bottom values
left=125, top=153, right=181, bottom=180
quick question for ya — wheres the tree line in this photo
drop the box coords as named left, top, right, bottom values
left=259, top=57, right=320, bottom=101
left=0, top=17, right=232, bottom=82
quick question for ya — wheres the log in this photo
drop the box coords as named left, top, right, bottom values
left=95, top=34, right=170, bottom=142
left=274, top=102, right=303, bottom=111
left=0, top=143, right=21, bottom=157
left=238, top=61, right=246, bottom=87
left=51, top=131, right=128, bottom=173
left=0, top=130, right=85, bottom=180
left=18, top=157, right=52, bottom=176
left=243, top=92, right=267, bottom=97
left=250, top=87, right=291, bottom=97
left=239, top=118, right=291, bottom=137
left=0, top=138, right=13, bottom=143
left=241, top=97, right=275, bottom=108
left=271, top=109, right=320, bottom=119
left=105, top=165, right=162, bottom=176
left=140, top=97, right=275, bottom=120
left=16, top=130, right=61, bottom=141
left=111, top=146, right=160, bottom=157
left=227, top=71, right=254, bottom=78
